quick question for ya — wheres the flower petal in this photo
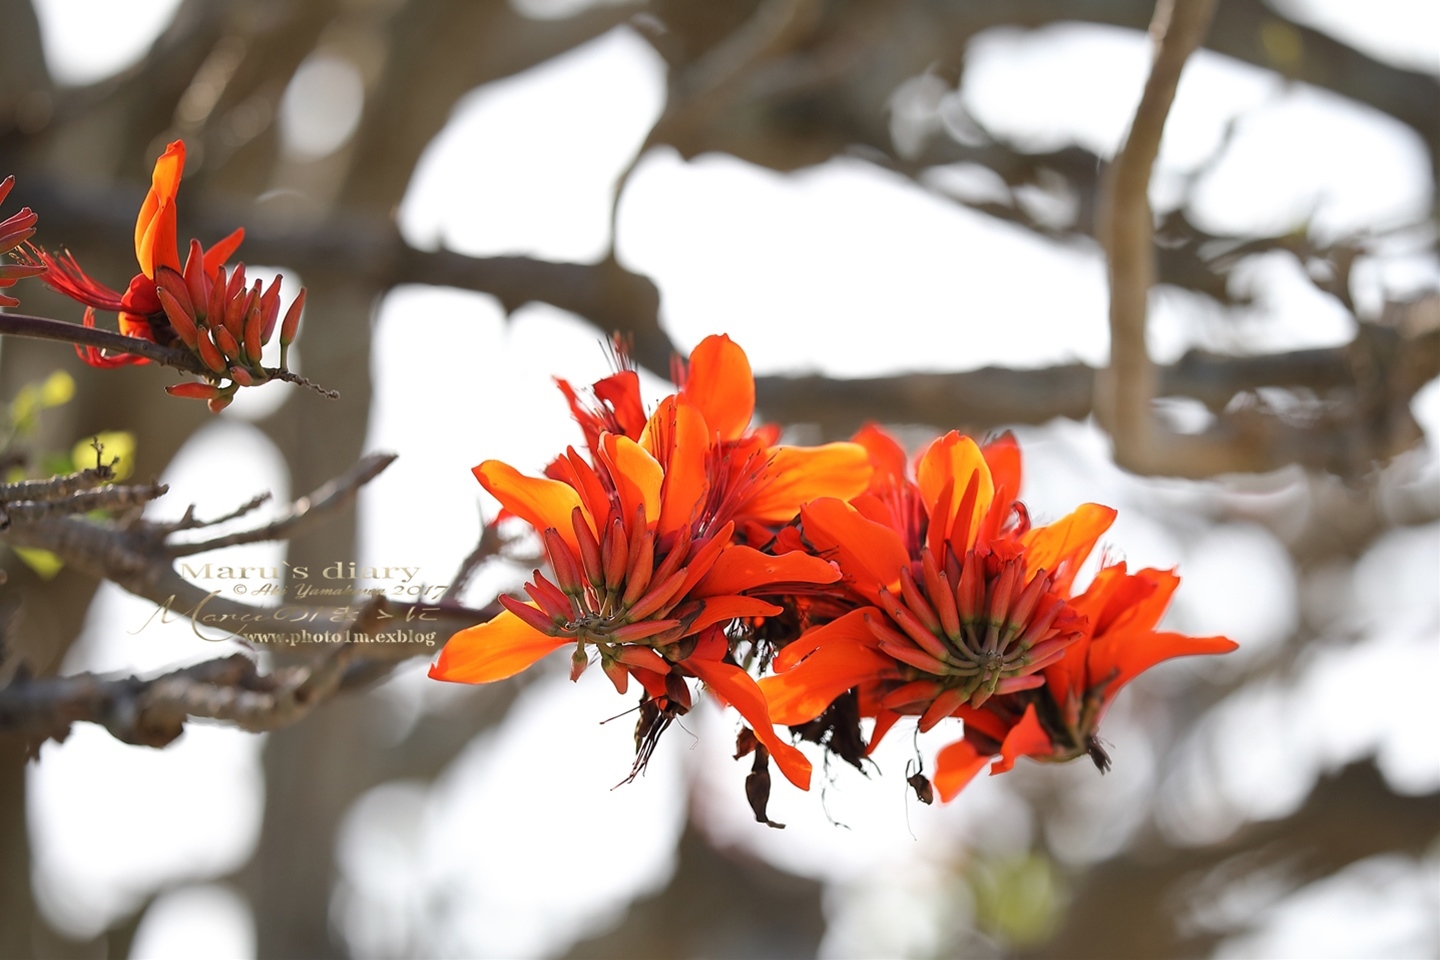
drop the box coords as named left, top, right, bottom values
left=934, top=739, right=990, bottom=802
left=202, top=228, right=246, bottom=275
left=917, top=432, right=993, bottom=548
left=1021, top=502, right=1117, bottom=593
left=429, top=610, right=568, bottom=684
left=743, top=442, right=872, bottom=524
left=800, top=498, right=909, bottom=605
left=135, top=141, right=184, bottom=263
left=684, top=595, right=783, bottom=635
left=643, top=396, right=712, bottom=538
left=1091, top=629, right=1238, bottom=696
left=688, top=657, right=812, bottom=789
left=593, top=369, right=647, bottom=437
left=600, top=433, right=662, bottom=527
left=989, top=703, right=1052, bottom=775
left=762, top=610, right=898, bottom=724
left=474, top=459, right=588, bottom=552
left=693, top=544, right=839, bottom=598
left=681, top=333, right=754, bottom=441
left=853, top=423, right=909, bottom=490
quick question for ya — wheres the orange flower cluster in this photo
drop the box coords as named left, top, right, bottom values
left=25, top=141, right=305, bottom=412
left=431, top=335, right=1236, bottom=815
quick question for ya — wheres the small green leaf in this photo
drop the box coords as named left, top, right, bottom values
left=13, top=547, right=64, bottom=580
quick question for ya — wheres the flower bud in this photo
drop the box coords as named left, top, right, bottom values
left=165, top=382, right=221, bottom=400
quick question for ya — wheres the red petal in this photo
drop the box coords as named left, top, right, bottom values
left=593, top=369, right=647, bottom=437
left=989, top=703, right=1053, bottom=775
left=852, top=423, right=909, bottom=490
left=1091, top=629, right=1238, bottom=698
left=934, top=739, right=990, bottom=802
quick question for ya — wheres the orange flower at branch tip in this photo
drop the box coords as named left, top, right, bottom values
left=759, top=423, right=1236, bottom=801
left=0, top=175, right=44, bottom=308
left=23, top=140, right=305, bottom=404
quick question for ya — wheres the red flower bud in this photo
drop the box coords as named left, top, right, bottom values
left=279, top=288, right=305, bottom=347
left=165, top=382, right=221, bottom=400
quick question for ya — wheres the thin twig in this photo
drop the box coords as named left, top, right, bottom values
left=440, top=519, right=506, bottom=605
left=0, top=312, right=339, bottom=399
left=164, top=453, right=396, bottom=556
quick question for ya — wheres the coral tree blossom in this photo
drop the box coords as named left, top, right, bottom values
left=0, top=175, right=44, bottom=307
left=26, top=141, right=303, bottom=410
left=430, top=335, right=871, bottom=790
left=760, top=425, right=1236, bottom=801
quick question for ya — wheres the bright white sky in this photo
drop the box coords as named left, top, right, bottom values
left=20, top=2, right=1440, bottom=957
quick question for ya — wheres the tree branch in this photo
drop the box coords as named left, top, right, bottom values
left=1096, top=0, right=1218, bottom=465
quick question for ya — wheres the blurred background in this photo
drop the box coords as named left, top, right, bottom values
left=0, top=0, right=1436, bottom=956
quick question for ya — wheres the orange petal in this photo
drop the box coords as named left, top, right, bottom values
left=761, top=615, right=898, bottom=725
left=688, top=657, right=812, bottom=789
left=643, top=397, right=712, bottom=538
left=1021, top=503, right=1117, bottom=593
left=743, top=442, right=872, bottom=524
left=135, top=141, right=184, bottom=260
left=934, top=739, right=990, bottom=802
left=852, top=423, right=909, bottom=490
left=428, top=610, right=568, bottom=684
left=681, top=333, right=754, bottom=441
left=1092, top=629, right=1238, bottom=695
left=202, top=227, right=245, bottom=275
left=917, top=432, right=993, bottom=548
left=692, top=544, right=839, bottom=598
left=474, top=460, right=588, bottom=552
left=772, top=606, right=882, bottom=672
left=989, top=703, right=1053, bottom=774
left=685, top=596, right=783, bottom=635
left=137, top=198, right=180, bottom=278
left=600, top=433, right=662, bottom=527
left=800, top=497, right=909, bottom=605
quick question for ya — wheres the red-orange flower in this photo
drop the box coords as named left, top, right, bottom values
left=431, top=336, right=874, bottom=790
left=24, top=142, right=280, bottom=396
left=0, top=176, right=44, bottom=307
left=931, top=562, right=1237, bottom=800
left=760, top=424, right=1236, bottom=801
